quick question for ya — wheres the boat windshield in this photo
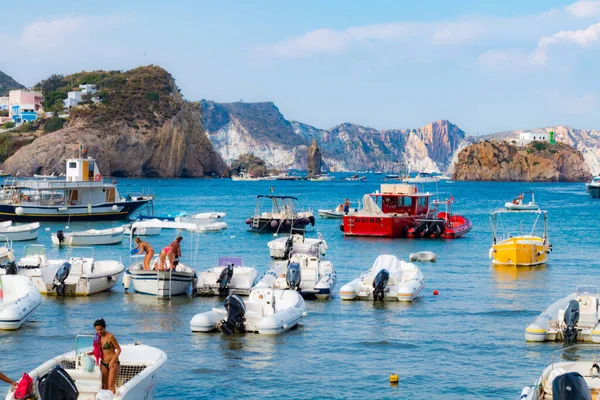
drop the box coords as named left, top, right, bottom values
left=75, top=335, right=94, bottom=356
left=24, top=245, right=46, bottom=257
left=218, top=257, right=242, bottom=267
left=576, top=285, right=599, bottom=297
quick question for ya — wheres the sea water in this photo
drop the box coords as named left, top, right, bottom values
left=1, top=177, right=598, bottom=399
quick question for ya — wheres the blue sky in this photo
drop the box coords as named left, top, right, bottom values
left=1, top=0, right=599, bottom=134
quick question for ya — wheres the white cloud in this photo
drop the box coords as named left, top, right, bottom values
left=565, top=0, right=600, bottom=17
left=538, top=22, right=600, bottom=47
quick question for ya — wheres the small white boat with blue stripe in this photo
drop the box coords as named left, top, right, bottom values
left=0, top=274, right=42, bottom=330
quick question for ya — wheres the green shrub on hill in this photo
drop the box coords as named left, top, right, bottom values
left=44, top=117, right=66, bottom=133
left=0, top=133, right=14, bottom=162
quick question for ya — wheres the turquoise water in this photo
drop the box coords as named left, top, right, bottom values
left=1, top=177, right=597, bottom=399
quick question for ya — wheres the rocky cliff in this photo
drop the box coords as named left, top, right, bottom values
left=200, top=99, right=470, bottom=172
left=230, top=153, right=268, bottom=177
left=0, top=70, right=25, bottom=96
left=453, top=141, right=591, bottom=181
left=482, top=126, right=600, bottom=175
left=306, top=139, right=322, bottom=177
left=2, top=66, right=228, bottom=177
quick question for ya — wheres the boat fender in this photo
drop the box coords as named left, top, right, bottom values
left=122, top=272, right=131, bottom=290
left=339, top=224, right=344, bottom=232
left=301, top=311, right=307, bottom=318
left=283, top=323, right=288, bottom=330
left=15, top=206, right=24, bottom=216
left=245, top=218, right=251, bottom=225
left=270, top=220, right=279, bottom=229
left=111, top=205, right=118, bottom=212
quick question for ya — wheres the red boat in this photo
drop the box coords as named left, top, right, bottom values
left=406, top=199, right=472, bottom=239
left=342, top=184, right=434, bottom=238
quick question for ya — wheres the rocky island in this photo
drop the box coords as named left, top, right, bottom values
left=452, top=141, right=591, bottom=181
left=2, top=66, right=228, bottom=178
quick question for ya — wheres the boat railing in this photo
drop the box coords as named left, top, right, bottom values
left=69, top=246, right=95, bottom=260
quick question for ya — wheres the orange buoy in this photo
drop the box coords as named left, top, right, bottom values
left=433, top=290, right=439, bottom=295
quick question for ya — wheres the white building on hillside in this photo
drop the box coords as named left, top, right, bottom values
left=0, top=96, right=8, bottom=111
left=79, top=84, right=97, bottom=95
left=63, top=91, right=82, bottom=109
left=518, top=131, right=550, bottom=147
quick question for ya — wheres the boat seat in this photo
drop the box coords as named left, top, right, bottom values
left=64, top=368, right=102, bottom=399
left=301, top=267, right=318, bottom=285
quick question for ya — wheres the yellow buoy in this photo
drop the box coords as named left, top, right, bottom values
left=389, top=374, right=399, bottom=384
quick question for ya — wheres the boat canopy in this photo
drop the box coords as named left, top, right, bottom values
left=362, top=194, right=383, bottom=214
left=256, top=195, right=299, bottom=200
left=218, top=257, right=243, bottom=267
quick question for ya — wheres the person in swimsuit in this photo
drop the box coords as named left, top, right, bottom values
left=0, top=372, right=16, bottom=388
left=169, top=236, right=183, bottom=268
left=134, top=237, right=154, bottom=270
left=93, top=319, right=121, bottom=394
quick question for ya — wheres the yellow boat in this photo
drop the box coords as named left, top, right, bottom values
left=489, top=210, right=551, bottom=266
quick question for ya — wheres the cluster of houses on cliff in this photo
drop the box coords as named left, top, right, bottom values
left=0, top=84, right=98, bottom=125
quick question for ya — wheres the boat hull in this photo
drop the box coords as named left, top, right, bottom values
left=588, top=185, right=600, bottom=198
left=343, top=215, right=419, bottom=238
left=36, top=265, right=124, bottom=296
left=490, top=236, right=550, bottom=266
left=249, top=217, right=313, bottom=234
left=0, top=199, right=150, bottom=222
left=127, top=269, right=194, bottom=298
left=0, top=275, right=42, bottom=330
left=0, top=223, right=40, bottom=241
left=51, top=229, right=124, bottom=246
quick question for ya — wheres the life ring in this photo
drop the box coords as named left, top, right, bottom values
left=94, top=174, right=102, bottom=181
left=579, top=296, right=592, bottom=310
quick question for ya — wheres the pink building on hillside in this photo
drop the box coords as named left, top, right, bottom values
left=8, top=90, right=43, bottom=123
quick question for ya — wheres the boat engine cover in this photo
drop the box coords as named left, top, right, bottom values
left=37, top=365, right=79, bottom=400
left=216, top=264, right=234, bottom=296
left=52, top=262, right=71, bottom=296
left=563, top=300, right=580, bottom=343
left=286, top=262, right=301, bottom=291
left=219, top=294, right=246, bottom=334
left=5, top=261, right=17, bottom=275
left=551, top=371, right=592, bottom=400
left=373, top=269, right=390, bottom=300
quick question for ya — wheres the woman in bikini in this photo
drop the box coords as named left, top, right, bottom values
left=133, top=237, right=154, bottom=270
left=93, top=318, right=121, bottom=393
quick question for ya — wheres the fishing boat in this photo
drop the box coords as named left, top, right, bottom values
left=339, top=255, right=425, bottom=301
left=520, top=345, right=600, bottom=400
left=231, top=172, right=263, bottom=181
left=342, top=184, right=436, bottom=238
left=505, top=191, right=539, bottom=210
left=196, top=257, right=258, bottom=296
left=0, top=274, right=42, bottom=330
left=33, top=173, right=60, bottom=179
left=190, top=289, right=306, bottom=334
left=407, top=198, right=472, bottom=239
left=0, top=221, right=40, bottom=241
left=0, top=148, right=153, bottom=221
left=3, top=245, right=124, bottom=296
left=4, top=335, right=167, bottom=400
left=525, top=285, right=600, bottom=343
left=586, top=176, right=600, bottom=198
left=254, top=250, right=336, bottom=299
left=267, top=232, right=327, bottom=260
left=489, top=209, right=551, bottom=266
left=51, top=227, right=125, bottom=246
left=308, top=175, right=335, bottom=182
left=245, top=195, right=315, bottom=234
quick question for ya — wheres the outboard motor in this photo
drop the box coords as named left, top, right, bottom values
left=286, top=262, right=301, bottom=291
left=372, top=269, right=390, bottom=301
left=217, top=294, right=246, bottom=335
left=52, top=262, right=71, bottom=296
left=56, top=230, right=65, bottom=245
left=216, top=264, right=234, bottom=297
left=5, top=261, right=17, bottom=275
left=563, top=299, right=580, bottom=344
left=37, top=365, right=79, bottom=400
left=551, top=371, right=592, bottom=400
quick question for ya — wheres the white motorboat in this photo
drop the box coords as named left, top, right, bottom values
left=525, top=285, right=600, bottom=343
left=196, top=257, right=258, bottom=296
left=51, top=227, right=125, bottom=246
left=317, top=200, right=360, bottom=219
left=587, top=176, right=600, bottom=198
left=403, top=172, right=440, bottom=184
left=505, top=191, right=539, bottom=211
left=267, top=232, right=327, bottom=260
left=339, top=254, right=426, bottom=301
left=7, top=245, right=125, bottom=296
left=0, top=274, right=42, bottom=330
left=5, top=335, right=166, bottom=400
left=520, top=345, right=600, bottom=400
left=308, top=175, right=335, bottom=182
left=0, top=148, right=153, bottom=222
left=124, top=257, right=195, bottom=298
left=409, top=251, right=437, bottom=262
left=0, top=222, right=40, bottom=241
left=123, top=223, right=161, bottom=236
left=190, top=289, right=306, bottom=335
left=254, top=251, right=336, bottom=299
left=33, top=173, right=59, bottom=179
left=175, top=211, right=226, bottom=225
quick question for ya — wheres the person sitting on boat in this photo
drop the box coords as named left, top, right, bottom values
left=133, top=237, right=154, bottom=271
left=344, top=198, right=350, bottom=213
left=337, top=204, right=344, bottom=212
left=0, top=371, right=16, bottom=388
left=89, top=318, right=121, bottom=394
left=169, top=236, right=183, bottom=268
left=512, top=193, right=524, bottom=205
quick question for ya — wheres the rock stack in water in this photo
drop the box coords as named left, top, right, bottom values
left=307, top=139, right=322, bottom=178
